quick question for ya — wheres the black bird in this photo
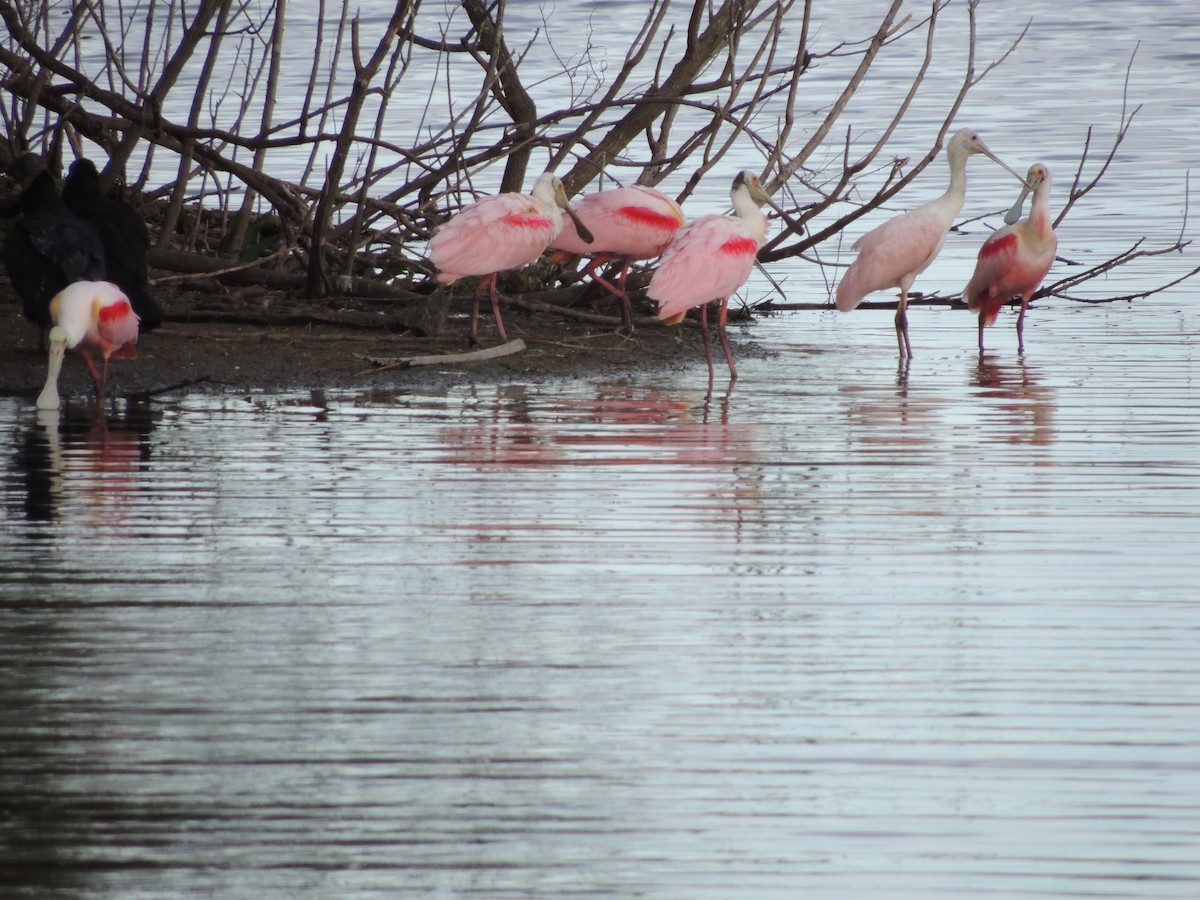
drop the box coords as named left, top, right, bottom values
left=2, top=154, right=107, bottom=346
left=62, top=158, right=164, bottom=331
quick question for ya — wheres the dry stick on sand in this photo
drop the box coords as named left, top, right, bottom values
left=356, top=338, right=527, bottom=373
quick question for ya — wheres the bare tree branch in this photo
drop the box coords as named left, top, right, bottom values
left=0, top=0, right=1192, bottom=320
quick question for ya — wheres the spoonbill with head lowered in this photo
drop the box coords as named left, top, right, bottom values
left=429, top=172, right=594, bottom=345
left=548, top=184, right=685, bottom=329
left=36, top=281, right=139, bottom=413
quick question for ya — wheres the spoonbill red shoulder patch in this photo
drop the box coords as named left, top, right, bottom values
left=719, top=236, right=759, bottom=256
left=619, top=206, right=683, bottom=229
left=98, top=299, right=133, bottom=323
left=980, top=232, right=1017, bottom=258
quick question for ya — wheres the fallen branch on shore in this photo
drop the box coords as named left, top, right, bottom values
left=355, top=338, right=527, bottom=373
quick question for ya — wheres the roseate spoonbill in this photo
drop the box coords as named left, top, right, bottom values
left=2, top=154, right=106, bottom=347
left=36, top=281, right=139, bottom=412
left=964, top=163, right=1057, bottom=354
left=429, top=172, right=594, bottom=345
left=835, top=128, right=1023, bottom=358
left=63, top=158, right=164, bottom=331
left=548, top=185, right=685, bottom=328
left=648, top=170, right=775, bottom=385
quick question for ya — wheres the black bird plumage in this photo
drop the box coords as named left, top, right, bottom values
left=62, top=158, right=164, bottom=331
left=2, top=154, right=107, bottom=340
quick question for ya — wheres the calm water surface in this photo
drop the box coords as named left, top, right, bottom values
left=5, top=1, right=1200, bottom=897
left=3, top=300, right=1199, bottom=898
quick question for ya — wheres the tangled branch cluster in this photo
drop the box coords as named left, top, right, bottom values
left=1, top=0, right=1194, bottom=308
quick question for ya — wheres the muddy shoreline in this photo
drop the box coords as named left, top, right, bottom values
left=0, top=278, right=727, bottom=404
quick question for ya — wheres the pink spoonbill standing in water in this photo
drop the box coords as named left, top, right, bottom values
left=964, top=163, right=1057, bottom=354
left=36, top=280, right=139, bottom=412
left=548, top=185, right=685, bottom=329
left=835, top=128, right=1023, bottom=359
left=648, top=170, right=777, bottom=387
left=429, top=172, right=593, bottom=345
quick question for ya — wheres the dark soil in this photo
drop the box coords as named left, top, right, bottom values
left=0, top=275, right=715, bottom=403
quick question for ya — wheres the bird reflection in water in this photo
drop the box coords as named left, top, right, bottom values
left=971, top=354, right=1055, bottom=448
left=438, top=383, right=756, bottom=470
left=13, top=403, right=155, bottom=524
left=435, top=383, right=768, bottom=549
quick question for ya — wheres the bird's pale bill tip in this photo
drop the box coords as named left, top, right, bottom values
left=36, top=392, right=61, bottom=412
left=37, top=355, right=65, bottom=412
left=37, top=336, right=67, bottom=411
left=1003, top=180, right=1034, bottom=226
